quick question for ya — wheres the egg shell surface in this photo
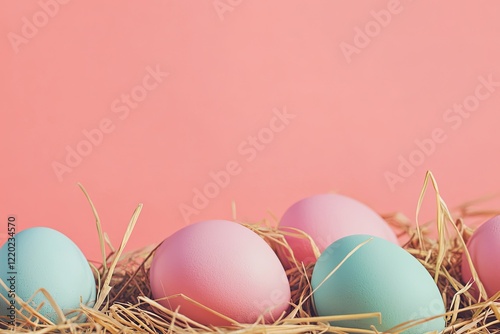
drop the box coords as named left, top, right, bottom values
left=461, top=215, right=500, bottom=297
left=311, top=234, right=445, bottom=334
left=0, top=227, right=96, bottom=323
left=279, top=194, right=398, bottom=266
left=149, top=220, right=291, bottom=326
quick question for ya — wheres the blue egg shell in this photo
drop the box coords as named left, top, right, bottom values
left=0, top=227, right=96, bottom=324
left=311, top=234, right=445, bottom=333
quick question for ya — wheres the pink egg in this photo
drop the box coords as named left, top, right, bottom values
left=279, top=194, right=398, bottom=266
left=149, top=220, right=290, bottom=325
left=461, top=215, right=500, bottom=298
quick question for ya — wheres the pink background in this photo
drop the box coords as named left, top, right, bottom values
left=2, top=1, right=500, bottom=262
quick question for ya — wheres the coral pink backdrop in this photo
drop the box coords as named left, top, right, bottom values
left=2, top=1, right=500, bottom=261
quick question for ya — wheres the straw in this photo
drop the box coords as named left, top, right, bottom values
left=1, top=171, right=500, bottom=333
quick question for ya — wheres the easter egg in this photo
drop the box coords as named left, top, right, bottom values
left=462, top=215, right=500, bottom=297
left=149, top=220, right=291, bottom=325
left=311, top=234, right=445, bottom=333
left=0, top=227, right=96, bottom=324
left=279, top=194, right=398, bottom=266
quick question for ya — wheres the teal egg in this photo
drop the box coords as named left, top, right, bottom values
left=0, top=227, right=96, bottom=324
left=311, top=235, right=445, bottom=333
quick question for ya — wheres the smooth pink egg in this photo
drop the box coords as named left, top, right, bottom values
left=149, top=220, right=291, bottom=326
left=279, top=194, right=398, bottom=266
left=462, top=215, right=500, bottom=298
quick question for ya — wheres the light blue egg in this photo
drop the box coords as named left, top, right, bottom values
left=311, top=234, right=445, bottom=333
left=0, top=227, right=96, bottom=324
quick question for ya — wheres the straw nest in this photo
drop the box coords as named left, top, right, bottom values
left=1, top=171, right=500, bottom=333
